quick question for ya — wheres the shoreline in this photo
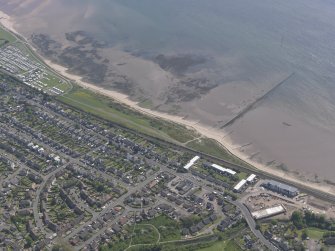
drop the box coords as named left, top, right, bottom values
left=0, top=11, right=334, bottom=195
left=0, top=11, right=17, bottom=33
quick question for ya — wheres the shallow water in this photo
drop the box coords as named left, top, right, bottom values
left=3, top=0, right=335, bottom=179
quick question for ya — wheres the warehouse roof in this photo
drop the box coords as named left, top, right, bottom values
left=251, top=205, right=285, bottom=220
left=264, top=180, right=298, bottom=193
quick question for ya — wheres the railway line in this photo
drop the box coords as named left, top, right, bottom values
left=55, top=95, right=335, bottom=205
left=4, top=69, right=335, bottom=206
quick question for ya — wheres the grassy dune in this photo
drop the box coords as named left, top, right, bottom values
left=58, top=86, right=197, bottom=142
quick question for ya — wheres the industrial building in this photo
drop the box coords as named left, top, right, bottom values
left=262, top=180, right=299, bottom=198
left=251, top=205, right=286, bottom=220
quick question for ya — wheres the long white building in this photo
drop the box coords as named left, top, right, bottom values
left=251, top=205, right=286, bottom=220
left=233, top=179, right=247, bottom=192
left=184, top=156, right=200, bottom=170
left=211, top=164, right=236, bottom=176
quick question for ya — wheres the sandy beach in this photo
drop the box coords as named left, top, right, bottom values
left=0, top=11, right=18, bottom=33
left=34, top=59, right=335, bottom=195
left=0, top=11, right=334, bottom=195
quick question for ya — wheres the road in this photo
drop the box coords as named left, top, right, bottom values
left=31, top=142, right=103, bottom=234
left=1, top=48, right=332, bottom=249
left=65, top=169, right=160, bottom=241
left=158, top=163, right=277, bottom=250
left=32, top=162, right=68, bottom=233
left=176, top=168, right=277, bottom=250
left=0, top=23, right=73, bottom=94
left=70, top=164, right=215, bottom=249
left=55, top=92, right=335, bottom=205
left=3, top=17, right=335, bottom=213
left=232, top=201, right=277, bottom=251
left=2, top=117, right=278, bottom=250
left=75, top=164, right=275, bottom=250
left=3, top=36, right=335, bottom=206
left=0, top=109, right=293, bottom=251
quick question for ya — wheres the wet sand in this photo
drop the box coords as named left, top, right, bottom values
left=0, top=11, right=17, bottom=33
left=1, top=11, right=334, bottom=195
left=40, top=63, right=335, bottom=195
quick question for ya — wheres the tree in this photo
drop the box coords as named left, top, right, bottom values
left=323, top=231, right=335, bottom=238
left=180, top=215, right=201, bottom=228
left=50, top=197, right=57, bottom=206
left=301, top=229, right=308, bottom=240
left=24, top=236, right=33, bottom=248
left=271, top=219, right=278, bottom=225
left=52, top=239, right=74, bottom=251
left=148, top=245, right=162, bottom=251
left=177, top=166, right=187, bottom=173
left=291, top=211, right=305, bottom=229
left=231, top=194, right=237, bottom=201
left=95, top=183, right=105, bottom=193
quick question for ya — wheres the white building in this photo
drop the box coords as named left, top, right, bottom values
left=183, top=156, right=200, bottom=170
left=246, top=174, right=256, bottom=183
left=233, top=179, right=247, bottom=193
left=251, top=205, right=286, bottom=220
left=211, top=164, right=236, bottom=176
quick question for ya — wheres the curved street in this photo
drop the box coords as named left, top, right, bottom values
left=232, top=201, right=277, bottom=251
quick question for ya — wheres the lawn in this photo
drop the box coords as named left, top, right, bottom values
left=1, top=22, right=250, bottom=171
left=100, top=238, right=131, bottom=251
left=55, top=81, right=72, bottom=92
left=0, top=160, right=9, bottom=173
left=57, top=86, right=198, bottom=143
left=132, top=224, right=160, bottom=245
left=197, top=239, right=242, bottom=251
left=0, top=26, right=16, bottom=44
left=298, top=227, right=328, bottom=240
left=236, top=172, right=248, bottom=180
left=0, top=46, right=253, bottom=183
left=56, top=85, right=254, bottom=170
left=186, top=138, right=246, bottom=165
left=142, top=215, right=181, bottom=242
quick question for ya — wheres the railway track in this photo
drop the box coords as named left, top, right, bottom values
left=55, top=96, right=335, bottom=205
left=5, top=72, right=335, bottom=204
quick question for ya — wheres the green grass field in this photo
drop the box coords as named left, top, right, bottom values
left=131, top=224, right=160, bottom=245
left=56, top=85, right=247, bottom=167
left=14, top=42, right=72, bottom=93
left=197, top=239, right=242, bottom=251
left=186, top=138, right=230, bottom=158
left=1, top=22, right=251, bottom=171
left=0, top=26, right=16, bottom=44
left=142, top=215, right=181, bottom=242
left=58, top=86, right=198, bottom=143
left=186, top=138, right=247, bottom=166
left=298, top=227, right=328, bottom=240
left=0, top=27, right=71, bottom=93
